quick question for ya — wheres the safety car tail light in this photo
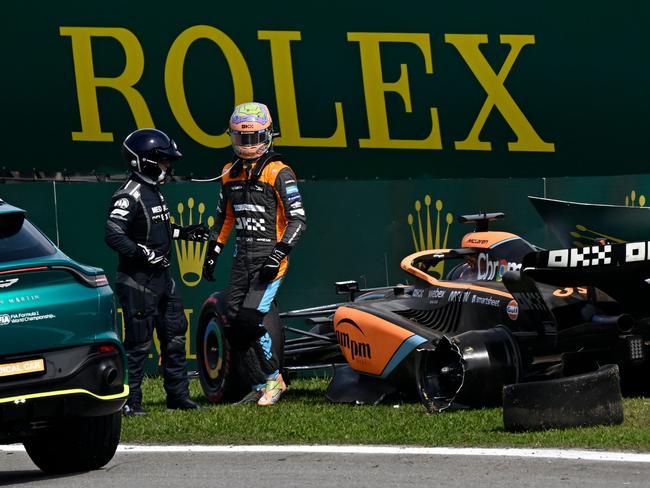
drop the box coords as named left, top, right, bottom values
left=50, top=265, right=110, bottom=288
left=98, top=344, right=117, bottom=354
left=0, top=266, right=48, bottom=275
left=92, top=274, right=109, bottom=288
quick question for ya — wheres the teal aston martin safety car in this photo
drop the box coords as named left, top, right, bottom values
left=0, top=199, right=128, bottom=473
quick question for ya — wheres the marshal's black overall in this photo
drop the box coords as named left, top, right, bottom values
left=105, top=172, right=192, bottom=411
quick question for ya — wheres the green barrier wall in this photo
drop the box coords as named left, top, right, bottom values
left=4, top=2, right=650, bottom=179
left=2, top=175, right=648, bottom=371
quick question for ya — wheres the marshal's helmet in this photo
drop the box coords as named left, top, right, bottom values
left=228, top=102, right=274, bottom=160
left=121, top=128, right=182, bottom=180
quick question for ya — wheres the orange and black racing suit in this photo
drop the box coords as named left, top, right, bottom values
left=211, top=152, right=306, bottom=390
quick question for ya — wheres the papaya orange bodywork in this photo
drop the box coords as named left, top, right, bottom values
left=461, top=231, right=519, bottom=248
left=333, top=306, right=426, bottom=377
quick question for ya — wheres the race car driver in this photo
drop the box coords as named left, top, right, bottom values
left=202, top=102, right=307, bottom=406
left=105, top=128, right=209, bottom=416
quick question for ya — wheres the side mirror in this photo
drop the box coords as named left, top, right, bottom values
left=335, top=280, right=359, bottom=299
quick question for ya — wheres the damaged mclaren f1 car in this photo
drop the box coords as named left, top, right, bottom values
left=196, top=213, right=648, bottom=428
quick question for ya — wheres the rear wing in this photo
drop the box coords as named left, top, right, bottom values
left=520, top=240, right=650, bottom=316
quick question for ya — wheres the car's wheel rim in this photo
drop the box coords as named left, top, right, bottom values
left=203, top=318, right=224, bottom=380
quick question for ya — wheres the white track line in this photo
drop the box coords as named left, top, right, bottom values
left=2, top=444, right=650, bottom=463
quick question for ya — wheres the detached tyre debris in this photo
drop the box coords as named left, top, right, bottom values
left=503, top=364, right=624, bottom=432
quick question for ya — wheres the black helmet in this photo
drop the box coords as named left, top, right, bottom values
left=121, top=128, right=182, bottom=179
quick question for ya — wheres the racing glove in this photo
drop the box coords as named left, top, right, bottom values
left=172, top=223, right=210, bottom=242
left=259, top=242, right=291, bottom=282
left=202, top=241, right=222, bottom=282
left=137, top=244, right=170, bottom=268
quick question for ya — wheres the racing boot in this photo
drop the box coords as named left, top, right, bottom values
left=123, top=403, right=148, bottom=417
left=166, top=397, right=201, bottom=411
left=235, top=387, right=264, bottom=405
left=257, top=374, right=287, bottom=406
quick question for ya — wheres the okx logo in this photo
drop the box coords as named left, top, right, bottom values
left=171, top=197, right=214, bottom=287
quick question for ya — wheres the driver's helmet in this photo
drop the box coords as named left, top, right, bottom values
left=459, top=254, right=478, bottom=280
left=228, top=102, right=273, bottom=160
left=122, top=128, right=182, bottom=180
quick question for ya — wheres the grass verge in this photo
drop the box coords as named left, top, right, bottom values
left=120, top=376, right=650, bottom=450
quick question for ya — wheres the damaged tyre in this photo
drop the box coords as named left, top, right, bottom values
left=503, top=364, right=624, bottom=431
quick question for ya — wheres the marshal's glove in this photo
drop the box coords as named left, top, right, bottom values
left=202, top=241, right=222, bottom=282
left=172, top=223, right=210, bottom=242
left=137, top=244, right=170, bottom=268
left=259, top=243, right=291, bottom=282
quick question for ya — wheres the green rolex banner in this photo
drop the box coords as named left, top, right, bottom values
left=4, top=1, right=650, bottom=179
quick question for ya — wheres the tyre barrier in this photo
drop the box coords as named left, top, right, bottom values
left=502, top=364, right=624, bottom=432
